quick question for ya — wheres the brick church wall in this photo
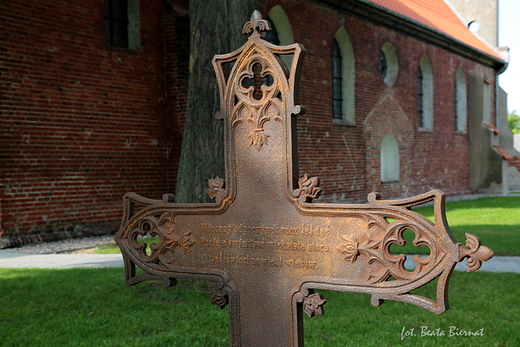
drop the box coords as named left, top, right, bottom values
left=0, top=0, right=498, bottom=247
left=0, top=0, right=187, bottom=247
left=263, top=0, right=496, bottom=202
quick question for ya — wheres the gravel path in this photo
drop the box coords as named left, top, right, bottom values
left=8, top=235, right=116, bottom=254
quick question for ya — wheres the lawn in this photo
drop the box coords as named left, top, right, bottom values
left=3, top=196, right=516, bottom=346
left=0, top=268, right=518, bottom=346
left=412, top=196, right=520, bottom=256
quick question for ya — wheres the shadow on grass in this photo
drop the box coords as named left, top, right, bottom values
left=0, top=268, right=229, bottom=347
left=304, top=271, right=520, bottom=346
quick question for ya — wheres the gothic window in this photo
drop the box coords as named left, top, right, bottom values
left=381, top=134, right=400, bottom=182
left=454, top=76, right=457, bottom=126
left=482, top=74, right=492, bottom=125
left=418, top=66, right=424, bottom=127
left=380, top=42, right=398, bottom=86
left=104, top=0, right=140, bottom=50
left=265, top=17, right=280, bottom=45
left=379, top=51, right=387, bottom=79
left=332, top=39, right=342, bottom=120
left=267, top=5, right=294, bottom=69
left=332, top=27, right=355, bottom=124
left=263, top=17, right=280, bottom=87
left=104, top=0, right=128, bottom=48
left=418, top=54, right=434, bottom=129
left=267, top=5, right=294, bottom=45
left=455, top=67, right=467, bottom=132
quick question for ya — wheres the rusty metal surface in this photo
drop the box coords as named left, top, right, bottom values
left=114, top=11, right=493, bottom=347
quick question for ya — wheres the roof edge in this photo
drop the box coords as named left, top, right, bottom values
left=313, top=0, right=505, bottom=70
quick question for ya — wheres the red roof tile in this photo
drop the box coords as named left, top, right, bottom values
left=484, top=123, right=501, bottom=134
left=367, top=0, right=503, bottom=61
left=493, top=145, right=510, bottom=160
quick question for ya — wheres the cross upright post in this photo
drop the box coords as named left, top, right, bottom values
left=115, top=10, right=493, bottom=347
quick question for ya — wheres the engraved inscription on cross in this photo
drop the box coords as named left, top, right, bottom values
left=115, top=11, right=493, bottom=347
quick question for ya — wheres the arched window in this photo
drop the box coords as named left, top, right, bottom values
left=482, top=74, right=492, bottom=124
left=104, top=0, right=128, bottom=48
left=267, top=5, right=294, bottom=69
left=380, top=42, right=398, bottom=87
left=332, top=39, right=342, bottom=120
left=418, top=55, right=434, bottom=129
left=379, top=51, right=387, bottom=79
left=332, top=27, right=355, bottom=124
left=265, top=17, right=280, bottom=45
left=104, top=0, right=140, bottom=50
left=455, top=67, right=467, bottom=132
left=381, top=134, right=400, bottom=182
left=263, top=16, right=280, bottom=87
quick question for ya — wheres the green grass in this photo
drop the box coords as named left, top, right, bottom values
left=0, top=268, right=518, bottom=346
left=0, top=268, right=229, bottom=347
left=304, top=271, right=520, bottom=346
left=3, top=197, right=520, bottom=345
left=412, top=196, right=520, bottom=256
left=93, top=243, right=121, bottom=254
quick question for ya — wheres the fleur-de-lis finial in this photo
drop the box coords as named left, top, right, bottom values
left=242, top=10, right=272, bottom=38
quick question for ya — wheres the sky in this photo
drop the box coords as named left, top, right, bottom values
left=499, top=0, right=519, bottom=114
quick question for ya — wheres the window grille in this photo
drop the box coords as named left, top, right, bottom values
left=332, top=39, right=342, bottom=120
left=454, top=78, right=458, bottom=131
left=104, top=0, right=128, bottom=48
left=379, top=51, right=387, bottom=79
left=418, top=67, right=424, bottom=127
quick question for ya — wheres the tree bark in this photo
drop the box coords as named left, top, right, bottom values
left=175, top=0, right=260, bottom=203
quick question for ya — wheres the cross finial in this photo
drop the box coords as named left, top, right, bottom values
left=242, top=10, right=272, bottom=38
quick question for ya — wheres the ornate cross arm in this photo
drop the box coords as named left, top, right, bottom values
left=291, top=188, right=494, bottom=315
left=116, top=185, right=494, bottom=318
left=115, top=192, right=231, bottom=288
left=365, top=191, right=494, bottom=274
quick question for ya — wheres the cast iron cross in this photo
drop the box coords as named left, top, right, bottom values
left=115, top=11, right=493, bottom=346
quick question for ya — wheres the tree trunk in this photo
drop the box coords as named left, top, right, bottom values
left=175, top=0, right=260, bottom=203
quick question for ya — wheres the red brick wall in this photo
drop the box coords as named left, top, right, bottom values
left=263, top=0, right=496, bottom=202
left=0, top=0, right=498, bottom=247
left=0, top=0, right=180, bottom=247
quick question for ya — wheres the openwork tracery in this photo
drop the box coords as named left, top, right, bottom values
left=213, top=10, right=301, bottom=151
left=233, top=55, right=284, bottom=150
